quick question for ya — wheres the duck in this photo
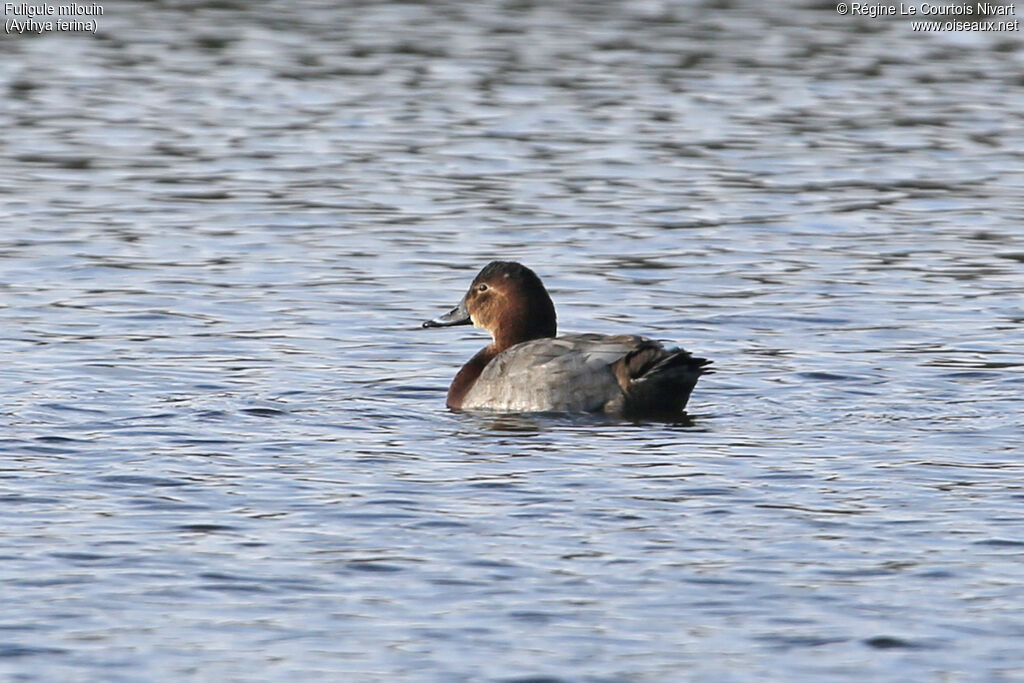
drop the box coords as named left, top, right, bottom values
left=423, top=261, right=711, bottom=417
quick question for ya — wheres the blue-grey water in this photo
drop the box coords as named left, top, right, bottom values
left=2, top=1, right=1024, bottom=680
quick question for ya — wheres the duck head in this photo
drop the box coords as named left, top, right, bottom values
left=423, top=261, right=557, bottom=350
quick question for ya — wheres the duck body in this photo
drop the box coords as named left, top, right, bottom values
left=423, top=261, right=710, bottom=418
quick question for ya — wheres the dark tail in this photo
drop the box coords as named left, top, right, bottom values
left=612, top=343, right=712, bottom=418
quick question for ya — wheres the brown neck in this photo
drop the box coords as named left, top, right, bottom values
left=446, top=345, right=498, bottom=410
left=491, top=299, right=556, bottom=353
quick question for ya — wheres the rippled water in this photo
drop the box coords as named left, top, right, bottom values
left=2, top=0, right=1024, bottom=680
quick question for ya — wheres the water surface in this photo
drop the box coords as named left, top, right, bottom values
left=2, top=1, right=1023, bottom=680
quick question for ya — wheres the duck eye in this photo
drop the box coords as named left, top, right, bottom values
left=477, top=283, right=488, bottom=292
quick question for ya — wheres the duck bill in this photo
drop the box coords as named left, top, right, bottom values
left=422, top=297, right=471, bottom=328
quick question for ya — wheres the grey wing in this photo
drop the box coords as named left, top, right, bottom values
left=464, top=334, right=647, bottom=412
